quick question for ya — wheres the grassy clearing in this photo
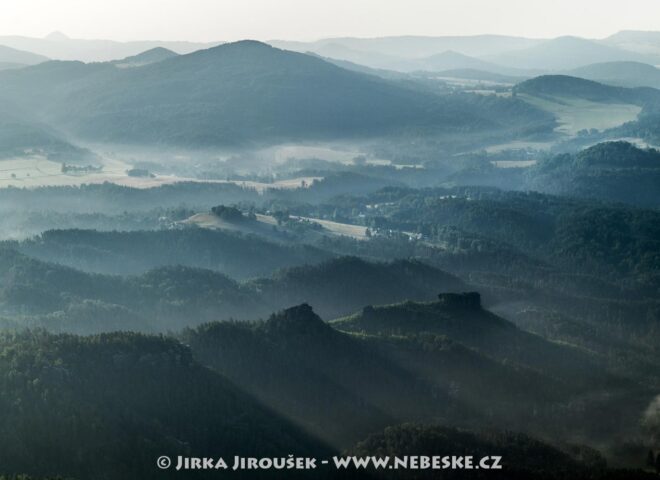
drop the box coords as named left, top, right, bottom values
left=185, top=212, right=369, bottom=241
left=519, top=93, right=642, bottom=136
left=291, top=215, right=369, bottom=239
left=0, top=156, right=127, bottom=188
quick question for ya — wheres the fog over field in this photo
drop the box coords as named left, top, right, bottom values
left=1, top=2, right=660, bottom=479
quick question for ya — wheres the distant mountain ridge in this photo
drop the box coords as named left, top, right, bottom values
left=272, top=33, right=660, bottom=73
left=0, top=32, right=220, bottom=61
left=3, top=30, right=660, bottom=70
left=270, top=35, right=541, bottom=62
left=603, top=30, right=660, bottom=56
left=486, top=36, right=660, bottom=70
left=409, top=50, right=501, bottom=72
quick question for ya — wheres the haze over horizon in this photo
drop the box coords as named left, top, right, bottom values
left=2, top=0, right=660, bottom=43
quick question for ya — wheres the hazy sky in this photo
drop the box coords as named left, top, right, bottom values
left=2, top=0, right=659, bottom=42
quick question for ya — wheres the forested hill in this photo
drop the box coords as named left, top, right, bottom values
left=0, top=330, right=332, bottom=480
left=0, top=247, right=466, bottom=332
left=0, top=326, right=649, bottom=479
left=332, top=293, right=605, bottom=382
left=110, top=47, right=178, bottom=67
left=0, top=41, right=554, bottom=147
left=316, top=186, right=660, bottom=291
left=526, top=141, right=660, bottom=207
left=569, top=61, right=660, bottom=89
left=0, top=44, right=48, bottom=66
left=13, top=228, right=332, bottom=278
left=250, top=256, right=465, bottom=318
left=182, top=303, right=572, bottom=447
left=514, top=75, right=660, bottom=107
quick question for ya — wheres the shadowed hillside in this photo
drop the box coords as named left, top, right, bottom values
left=0, top=247, right=467, bottom=331
left=182, top=303, right=573, bottom=447
left=0, top=330, right=333, bottom=480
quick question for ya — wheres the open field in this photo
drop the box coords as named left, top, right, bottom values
left=291, top=215, right=369, bottom=239
left=0, top=156, right=135, bottom=188
left=0, top=155, right=320, bottom=191
left=519, top=93, right=642, bottom=135
left=263, top=143, right=420, bottom=169
left=483, top=140, right=554, bottom=154
left=229, top=177, right=322, bottom=192
left=433, top=77, right=515, bottom=88
left=491, top=160, right=538, bottom=168
left=184, top=212, right=369, bottom=241
left=181, top=213, right=288, bottom=241
left=466, top=89, right=512, bottom=97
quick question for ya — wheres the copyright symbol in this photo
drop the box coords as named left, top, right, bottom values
left=157, top=456, right=171, bottom=470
